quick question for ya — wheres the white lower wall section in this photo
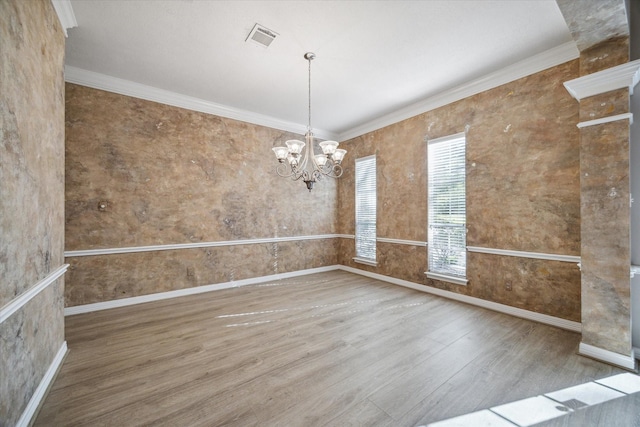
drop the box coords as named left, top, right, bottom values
left=16, top=341, right=68, bottom=427
left=65, top=265, right=581, bottom=334
left=578, top=342, right=637, bottom=371
left=64, top=266, right=338, bottom=316
left=339, top=266, right=582, bottom=333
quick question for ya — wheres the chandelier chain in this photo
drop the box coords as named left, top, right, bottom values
left=308, top=55, right=312, bottom=132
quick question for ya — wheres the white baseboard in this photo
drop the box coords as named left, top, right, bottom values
left=16, top=341, right=68, bottom=427
left=65, top=264, right=582, bottom=334
left=64, top=265, right=340, bottom=316
left=338, top=265, right=582, bottom=333
left=579, top=343, right=637, bottom=371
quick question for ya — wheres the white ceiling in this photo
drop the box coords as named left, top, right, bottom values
left=65, top=0, right=575, bottom=140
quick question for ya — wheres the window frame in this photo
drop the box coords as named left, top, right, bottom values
left=354, top=154, right=377, bottom=266
left=426, top=132, right=468, bottom=286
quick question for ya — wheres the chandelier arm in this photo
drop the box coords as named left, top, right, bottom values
left=275, top=162, right=297, bottom=178
left=317, top=163, right=343, bottom=179
left=291, top=173, right=306, bottom=182
left=330, top=163, right=344, bottom=178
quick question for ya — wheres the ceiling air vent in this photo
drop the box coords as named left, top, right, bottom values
left=246, top=23, right=278, bottom=48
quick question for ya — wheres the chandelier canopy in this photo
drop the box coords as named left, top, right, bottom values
left=272, top=52, right=346, bottom=191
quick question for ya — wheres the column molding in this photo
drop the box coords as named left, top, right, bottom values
left=564, top=59, right=640, bottom=101
left=565, top=57, right=637, bottom=369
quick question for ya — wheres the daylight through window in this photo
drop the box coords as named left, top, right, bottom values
left=355, top=155, right=376, bottom=264
left=427, top=133, right=466, bottom=283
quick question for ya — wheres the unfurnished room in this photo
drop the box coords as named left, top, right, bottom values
left=2, top=0, right=640, bottom=426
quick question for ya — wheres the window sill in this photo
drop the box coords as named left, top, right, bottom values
left=353, top=257, right=378, bottom=267
left=425, top=271, right=468, bottom=286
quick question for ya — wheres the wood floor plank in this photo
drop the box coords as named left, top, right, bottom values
left=33, top=271, right=628, bottom=426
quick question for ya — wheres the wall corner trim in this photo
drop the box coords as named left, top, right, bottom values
left=16, top=341, right=68, bottom=427
left=563, top=59, right=640, bottom=101
left=0, top=264, right=69, bottom=324
left=51, top=0, right=77, bottom=37
left=578, top=342, right=637, bottom=370
left=338, top=265, right=582, bottom=333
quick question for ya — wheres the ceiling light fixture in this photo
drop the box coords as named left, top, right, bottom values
left=272, top=52, right=346, bottom=191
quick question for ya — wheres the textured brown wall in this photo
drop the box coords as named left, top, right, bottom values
left=556, top=0, right=629, bottom=52
left=338, top=61, right=582, bottom=321
left=64, top=84, right=338, bottom=306
left=579, top=36, right=630, bottom=76
left=0, top=0, right=66, bottom=424
left=577, top=38, right=632, bottom=355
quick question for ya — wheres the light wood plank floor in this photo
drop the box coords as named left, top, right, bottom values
left=35, top=271, right=625, bottom=426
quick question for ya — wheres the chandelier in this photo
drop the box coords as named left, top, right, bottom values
left=272, top=52, right=347, bottom=191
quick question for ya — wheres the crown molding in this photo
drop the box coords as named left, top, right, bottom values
left=564, top=59, right=640, bottom=101
left=51, top=0, right=77, bottom=37
left=337, top=41, right=580, bottom=141
left=64, top=66, right=338, bottom=141
left=66, top=42, right=578, bottom=144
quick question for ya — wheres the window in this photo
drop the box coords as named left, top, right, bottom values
left=427, top=133, right=467, bottom=285
left=355, top=155, right=377, bottom=265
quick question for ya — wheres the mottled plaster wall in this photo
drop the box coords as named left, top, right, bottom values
left=337, top=61, right=582, bottom=321
left=0, top=0, right=66, bottom=425
left=556, top=0, right=629, bottom=52
left=65, top=84, right=337, bottom=306
left=577, top=38, right=632, bottom=355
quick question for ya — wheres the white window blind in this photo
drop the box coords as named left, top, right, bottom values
left=428, top=133, right=466, bottom=279
left=355, top=155, right=376, bottom=262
